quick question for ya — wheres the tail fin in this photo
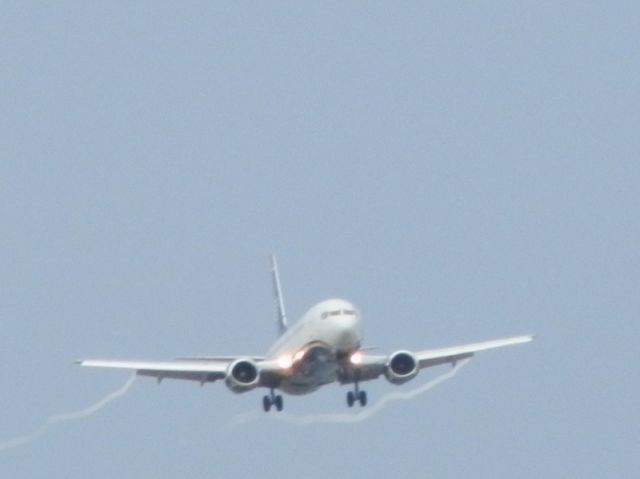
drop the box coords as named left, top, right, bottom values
left=270, top=255, right=288, bottom=336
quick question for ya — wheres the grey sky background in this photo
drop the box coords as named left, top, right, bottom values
left=1, top=2, right=638, bottom=477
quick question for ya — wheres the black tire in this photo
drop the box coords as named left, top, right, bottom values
left=358, top=390, right=367, bottom=407
left=347, top=391, right=355, bottom=407
left=263, top=395, right=271, bottom=412
left=275, top=395, right=283, bottom=412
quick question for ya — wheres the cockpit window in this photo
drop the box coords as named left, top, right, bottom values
left=321, top=309, right=356, bottom=319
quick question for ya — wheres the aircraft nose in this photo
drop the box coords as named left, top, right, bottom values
left=333, top=314, right=362, bottom=351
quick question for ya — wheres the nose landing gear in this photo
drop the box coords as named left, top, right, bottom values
left=263, top=389, right=283, bottom=412
left=346, top=382, right=367, bottom=407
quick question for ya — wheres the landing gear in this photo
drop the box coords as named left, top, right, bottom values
left=346, top=383, right=367, bottom=407
left=347, top=391, right=355, bottom=407
left=274, top=395, right=283, bottom=411
left=263, top=389, right=284, bottom=412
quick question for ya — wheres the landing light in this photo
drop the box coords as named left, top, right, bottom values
left=350, top=351, right=363, bottom=365
left=278, top=355, right=293, bottom=369
left=293, top=350, right=305, bottom=362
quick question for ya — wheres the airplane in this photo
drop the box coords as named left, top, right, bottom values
left=78, top=256, right=533, bottom=412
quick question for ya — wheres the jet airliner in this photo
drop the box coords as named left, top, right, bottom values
left=79, top=256, right=533, bottom=412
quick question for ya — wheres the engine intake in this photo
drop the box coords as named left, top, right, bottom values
left=225, top=359, right=260, bottom=393
left=385, top=350, right=419, bottom=384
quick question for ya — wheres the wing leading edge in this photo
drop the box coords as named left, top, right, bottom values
left=350, top=334, right=533, bottom=382
left=77, top=358, right=233, bottom=383
left=416, top=334, right=533, bottom=368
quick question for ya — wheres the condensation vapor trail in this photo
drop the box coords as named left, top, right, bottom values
left=273, top=358, right=471, bottom=426
left=0, top=375, right=136, bottom=452
left=227, top=358, right=471, bottom=429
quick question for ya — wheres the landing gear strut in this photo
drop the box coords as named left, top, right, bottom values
left=347, top=382, right=367, bottom=407
left=263, top=389, right=283, bottom=412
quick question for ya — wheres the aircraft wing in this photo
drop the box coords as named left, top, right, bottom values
left=348, top=334, right=533, bottom=383
left=416, top=335, right=533, bottom=368
left=77, top=358, right=234, bottom=383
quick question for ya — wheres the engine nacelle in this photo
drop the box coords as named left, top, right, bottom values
left=385, top=350, right=419, bottom=385
left=225, top=358, right=260, bottom=393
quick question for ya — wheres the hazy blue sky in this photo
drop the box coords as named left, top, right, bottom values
left=1, top=2, right=638, bottom=477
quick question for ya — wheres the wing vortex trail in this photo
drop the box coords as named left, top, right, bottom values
left=0, top=374, right=136, bottom=452
left=227, top=358, right=470, bottom=429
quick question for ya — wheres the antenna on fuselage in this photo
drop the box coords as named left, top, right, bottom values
left=270, top=255, right=288, bottom=336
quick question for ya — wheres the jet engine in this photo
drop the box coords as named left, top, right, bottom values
left=225, top=359, right=260, bottom=393
left=385, top=350, right=419, bottom=384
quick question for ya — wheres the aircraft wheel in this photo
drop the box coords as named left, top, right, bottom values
left=274, top=395, right=284, bottom=412
left=358, top=390, right=367, bottom=407
left=347, top=391, right=355, bottom=407
left=262, top=395, right=272, bottom=412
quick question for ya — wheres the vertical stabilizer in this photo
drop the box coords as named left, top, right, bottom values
left=270, top=255, right=288, bottom=336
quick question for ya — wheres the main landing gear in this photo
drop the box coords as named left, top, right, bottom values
left=347, top=382, right=367, bottom=407
left=263, top=389, right=283, bottom=412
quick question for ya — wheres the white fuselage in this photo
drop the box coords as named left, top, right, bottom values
left=265, top=298, right=363, bottom=395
